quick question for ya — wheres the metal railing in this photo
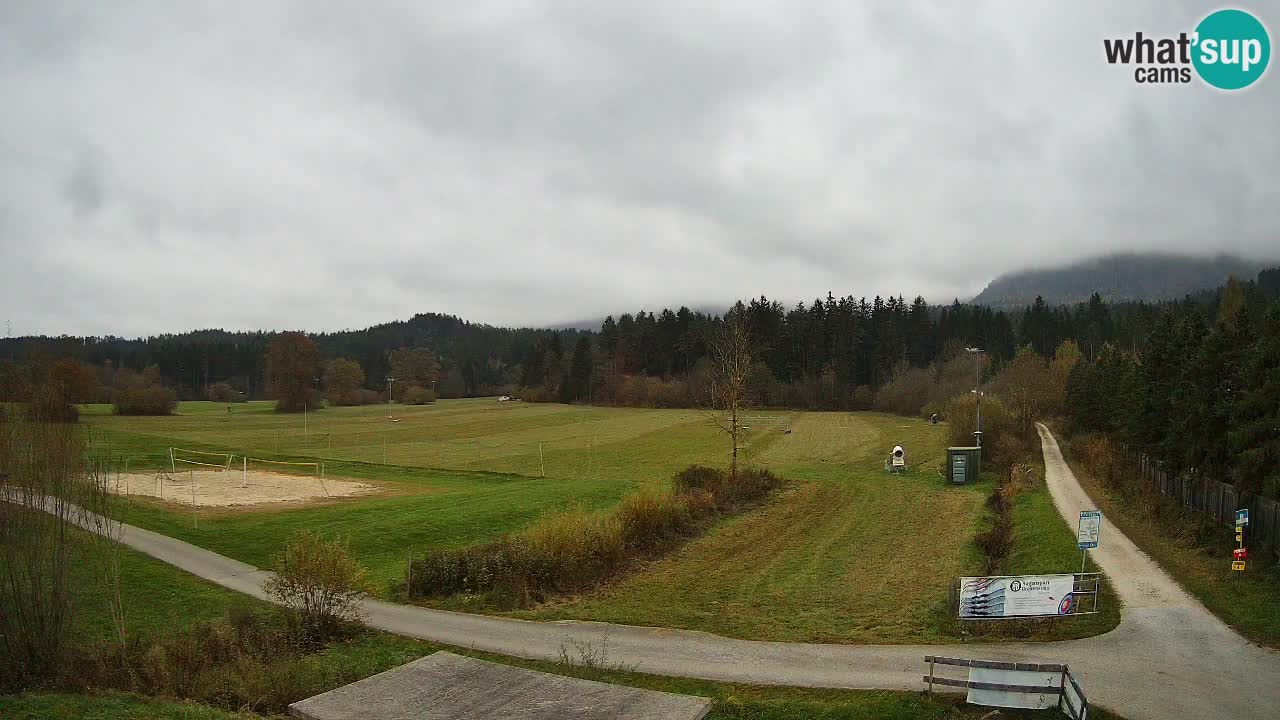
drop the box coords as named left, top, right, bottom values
left=950, top=572, right=1102, bottom=619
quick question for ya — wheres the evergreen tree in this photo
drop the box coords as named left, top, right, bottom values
left=1230, top=303, right=1280, bottom=496
left=1175, top=308, right=1249, bottom=477
left=569, top=336, right=593, bottom=403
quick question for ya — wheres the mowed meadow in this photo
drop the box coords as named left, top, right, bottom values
left=82, top=399, right=995, bottom=642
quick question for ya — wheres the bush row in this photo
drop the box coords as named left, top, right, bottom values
left=408, top=465, right=781, bottom=605
left=58, top=607, right=361, bottom=715
left=112, top=384, right=178, bottom=416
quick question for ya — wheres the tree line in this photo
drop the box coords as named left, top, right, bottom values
left=3, top=268, right=1277, bottom=426
left=1065, top=273, right=1280, bottom=499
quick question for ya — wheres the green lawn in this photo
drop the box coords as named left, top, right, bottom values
left=2, top=540, right=1126, bottom=719
left=80, top=401, right=1115, bottom=643
left=520, top=412, right=989, bottom=642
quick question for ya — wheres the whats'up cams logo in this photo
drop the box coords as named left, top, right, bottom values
left=1104, top=8, right=1271, bottom=89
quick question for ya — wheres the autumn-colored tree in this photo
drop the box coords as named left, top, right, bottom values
left=267, top=333, right=321, bottom=413
left=1047, top=339, right=1083, bottom=414
left=47, top=358, right=99, bottom=404
left=323, top=358, right=366, bottom=405
left=388, top=347, right=440, bottom=398
left=111, top=365, right=177, bottom=416
left=207, top=382, right=245, bottom=403
left=990, top=346, right=1050, bottom=434
left=1218, top=275, right=1246, bottom=325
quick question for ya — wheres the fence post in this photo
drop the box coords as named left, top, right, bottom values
left=406, top=549, right=413, bottom=600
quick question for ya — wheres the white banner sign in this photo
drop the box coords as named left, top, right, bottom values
left=967, top=667, right=1062, bottom=710
left=958, top=574, right=1076, bottom=618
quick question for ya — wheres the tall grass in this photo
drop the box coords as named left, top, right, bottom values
left=59, top=606, right=361, bottom=715
left=407, top=466, right=781, bottom=605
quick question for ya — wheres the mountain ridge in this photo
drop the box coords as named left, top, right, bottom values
left=971, top=252, right=1272, bottom=309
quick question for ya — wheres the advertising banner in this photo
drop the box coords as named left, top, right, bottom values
left=958, top=575, right=1076, bottom=618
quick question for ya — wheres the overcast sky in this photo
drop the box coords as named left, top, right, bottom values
left=2, top=1, right=1277, bottom=337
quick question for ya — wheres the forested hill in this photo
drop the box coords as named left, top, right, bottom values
left=4, top=266, right=1279, bottom=405
left=972, top=253, right=1268, bottom=309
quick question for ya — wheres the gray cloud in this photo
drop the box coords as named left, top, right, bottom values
left=1, top=1, right=1277, bottom=337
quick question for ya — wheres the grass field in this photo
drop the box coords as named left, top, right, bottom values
left=1, top=542, right=1125, bottom=720
left=79, top=400, right=1116, bottom=643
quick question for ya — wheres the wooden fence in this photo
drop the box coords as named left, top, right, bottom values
left=1135, top=454, right=1280, bottom=556
left=923, top=656, right=1087, bottom=720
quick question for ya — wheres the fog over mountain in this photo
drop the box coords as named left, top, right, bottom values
left=970, top=253, right=1274, bottom=309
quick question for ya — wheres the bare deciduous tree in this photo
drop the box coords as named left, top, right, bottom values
left=704, top=310, right=753, bottom=482
left=0, top=408, right=122, bottom=687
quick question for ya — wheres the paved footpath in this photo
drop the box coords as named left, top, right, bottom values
left=51, top=425, right=1280, bottom=719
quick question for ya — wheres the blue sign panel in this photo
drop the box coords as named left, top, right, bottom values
left=1077, top=510, right=1102, bottom=550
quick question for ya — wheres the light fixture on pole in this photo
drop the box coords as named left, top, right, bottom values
left=965, top=347, right=985, bottom=446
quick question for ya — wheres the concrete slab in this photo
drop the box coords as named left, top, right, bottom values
left=288, top=651, right=712, bottom=720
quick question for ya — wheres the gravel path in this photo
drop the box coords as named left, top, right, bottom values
left=40, top=425, right=1280, bottom=719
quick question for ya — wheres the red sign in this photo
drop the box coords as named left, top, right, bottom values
left=1233, top=547, right=1248, bottom=560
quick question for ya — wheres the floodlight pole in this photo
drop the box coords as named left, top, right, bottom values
left=387, top=377, right=395, bottom=419
left=966, top=347, right=985, bottom=447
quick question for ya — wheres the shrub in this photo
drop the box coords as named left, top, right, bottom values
left=0, top=409, right=106, bottom=689
left=59, top=606, right=356, bottom=714
left=616, top=488, right=696, bottom=552
left=262, top=532, right=372, bottom=640
left=673, top=464, right=780, bottom=509
left=723, top=467, right=782, bottom=507
left=941, top=393, right=1027, bottom=468
left=23, top=386, right=80, bottom=423
left=973, top=471, right=1022, bottom=575
left=409, top=463, right=784, bottom=606
left=206, top=382, right=245, bottom=403
left=517, top=385, right=558, bottom=403
left=402, top=385, right=436, bottom=405
left=673, top=464, right=726, bottom=495
left=112, top=384, right=178, bottom=416
left=522, top=508, right=627, bottom=595
left=330, top=388, right=380, bottom=406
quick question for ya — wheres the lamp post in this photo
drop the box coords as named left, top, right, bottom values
left=965, top=347, right=985, bottom=447
left=386, top=377, right=395, bottom=419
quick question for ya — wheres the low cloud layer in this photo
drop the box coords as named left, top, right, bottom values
left=2, top=1, right=1276, bottom=337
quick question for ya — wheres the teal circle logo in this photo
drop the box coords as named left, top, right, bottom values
left=1192, top=9, right=1270, bottom=90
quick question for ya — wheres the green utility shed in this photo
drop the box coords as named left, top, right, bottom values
left=947, top=447, right=981, bottom=485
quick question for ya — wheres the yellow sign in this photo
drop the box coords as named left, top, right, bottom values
left=1232, top=561, right=1246, bottom=571
left=1236, top=526, right=1244, bottom=533
left=1236, top=533, right=1243, bottom=541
